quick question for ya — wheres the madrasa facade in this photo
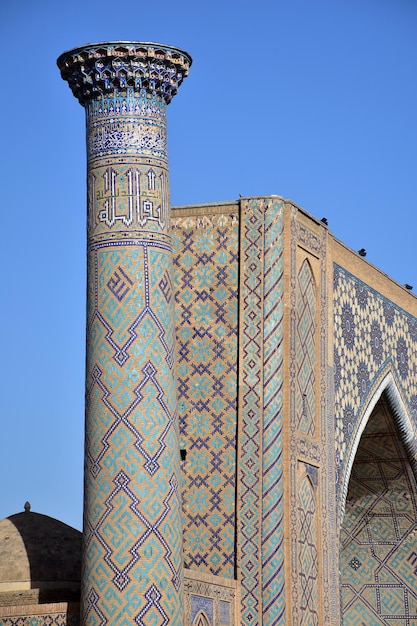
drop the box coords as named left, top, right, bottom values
left=1, top=41, right=417, bottom=626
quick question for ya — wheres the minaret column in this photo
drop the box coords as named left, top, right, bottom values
left=57, top=42, right=191, bottom=625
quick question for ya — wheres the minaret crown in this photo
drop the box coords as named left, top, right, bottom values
left=57, top=41, right=192, bottom=106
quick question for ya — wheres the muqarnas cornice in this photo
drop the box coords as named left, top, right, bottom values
left=57, top=41, right=192, bottom=106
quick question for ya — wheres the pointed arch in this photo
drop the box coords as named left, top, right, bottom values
left=299, top=256, right=317, bottom=286
left=192, top=610, right=211, bottom=626
left=339, top=381, right=417, bottom=624
left=341, top=368, right=417, bottom=523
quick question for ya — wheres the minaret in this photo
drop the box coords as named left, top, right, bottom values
left=57, top=42, right=191, bottom=625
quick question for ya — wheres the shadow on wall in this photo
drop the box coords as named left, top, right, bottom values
left=0, top=506, right=82, bottom=606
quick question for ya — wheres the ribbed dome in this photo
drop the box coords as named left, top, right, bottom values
left=0, top=510, right=82, bottom=606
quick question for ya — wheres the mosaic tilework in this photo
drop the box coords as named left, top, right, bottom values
left=238, top=198, right=285, bottom=626
left=294, top=259, right=319, bottom=626
left=58, top=43, right=191, bottom=626
left=0, top=606, right=79, bottom=625
left=172, top=209, right=239, bottom=578
left=260, top=200, right=285, bottom=625
left=239, top=198, right=264, bottom=626
left=0, top=616, right=79, bottom=626
left=289, top=209, right=338, bottom=624
left=334, top=265, right=417, bottom=509
left=340, top=395, right=417, bottom=624
left=84, top=240, right=182, bottom=621
left=57, top=42, right=191, bottom=107
left=297, top=474, right=319, bottom=626
left=296, top=260, right=316, bottom=436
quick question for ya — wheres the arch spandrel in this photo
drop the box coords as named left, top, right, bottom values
left=340, top=369, right=417, bottom=523
left=333, top=265, right=417, bottom=515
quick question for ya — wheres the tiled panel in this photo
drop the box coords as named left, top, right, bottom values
left=298, top=475, right=319, bottom=626
left=296, top=260, right=316, bottom=436
left=333, top=265, right=417, bottom=503
left=173, top=211, right=239, bottom=578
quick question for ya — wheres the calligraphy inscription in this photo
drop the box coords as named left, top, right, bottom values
left=88, top=165, right=169, bottom=236
left=89, top=122, right=167, bottom=158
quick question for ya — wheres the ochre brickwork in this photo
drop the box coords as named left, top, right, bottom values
left=0, top=512, right=81, bottom=609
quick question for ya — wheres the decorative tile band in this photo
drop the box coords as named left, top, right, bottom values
left=0, top=605, right=80, bottom=626
left=239, top=197, right=265, bottom=626
left=0, top=615, right=79, bottom=626
left=260, top=199, right=285, bottom=625
left=238, top=198, right=285, bottom=626
left=87, top=95, right=167, bottom=161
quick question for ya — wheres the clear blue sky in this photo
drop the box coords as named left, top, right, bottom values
left=1, top=0, right=416, bottom=530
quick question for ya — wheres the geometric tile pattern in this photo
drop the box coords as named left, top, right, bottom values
left=81, top=87, right=183, bottom=622
left=260, top=199, right=285, bottom=626
left=340, top=395, right=417, bottom=624
left=0, top=615, right=79, bottom=626
left=238, top=198, right=265, bottom=626
left=297, top=475, right=319, bottom=626
left=172, top=209, right=239, bottom=578
left=238, top=197, right=285, bottom=626
left=334, top=265, right=417, bottom=509
left=81, top=89, right=183, bottom=622
left=58, top=41, right=191, bottom=626
left=288, top=209, right=338, bottom=625
left=296, top=260, right=316, bottom=436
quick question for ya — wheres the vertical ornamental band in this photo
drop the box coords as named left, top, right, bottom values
left=57, top=42, right=191, bottom=625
